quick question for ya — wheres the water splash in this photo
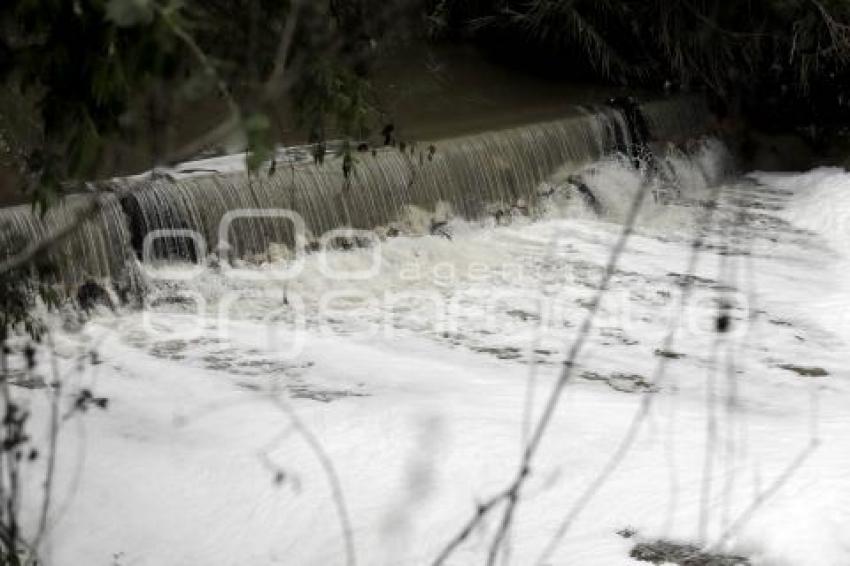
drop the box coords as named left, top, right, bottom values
left=0, top=96, right=713, bottom=290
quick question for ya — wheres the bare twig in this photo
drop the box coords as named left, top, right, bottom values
left=698, top=338, right=721, bottom=541
left=156, top=3, right=241, bottom=121
left=0, top=194, right=105, bottom=276
left=431, top=489, right=512, bottom=566
left=809, top=0, right=850, bottom=62
left=33, top=329, right=62, bottom=550
left=264, top=0, right=302, bottom=102
left=0, top=342, right=20, bottom=558
left=433, top=161, right=654, bottom=565
left=712, top=439, right=819, bottom=550
left=270, top=396, right=357, bottom=566
left=483, top=176, right=653, bottom=562
left=535, top=180, right=725, bottom=564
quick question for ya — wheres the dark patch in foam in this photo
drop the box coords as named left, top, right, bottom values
left=630, top=540, right=749, bottom=565
left=777, top=364, right=828, bottom=377
left=581, top=370, right=657, bottom=394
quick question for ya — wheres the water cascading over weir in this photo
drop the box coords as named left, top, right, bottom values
left=0, top=96, right=713, bottom=291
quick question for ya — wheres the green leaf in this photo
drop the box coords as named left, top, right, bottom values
left=244, top=113, right=272, bottom=173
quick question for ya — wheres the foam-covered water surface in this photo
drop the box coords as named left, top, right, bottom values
left=11, top=104, right=850, bottom=566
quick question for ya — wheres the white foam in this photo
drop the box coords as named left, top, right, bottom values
left=753, top=167, right=850, bottom=254
left=20, top=139, right=850, bottom=566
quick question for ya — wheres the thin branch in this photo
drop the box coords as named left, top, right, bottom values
left=263, top=0, right=302, bottom=102
left=431, top=490, right=511, bottom=565
left=2, top=3, right=253, bottom=276
left=483, top=172, right=652, bottom=560
left=712, top=440, right=819, bottom=550
left=0, top=193, right=105, bottom=276
left=156, top=3, right=242, bottom=121
left=270, top=396, right=357, bottom=566
left=535, top=178, right=725, bottom=564
left=433, top=160, right=653, bottom=565
left=809, top=0, right=850, bottom=62
left=33, top=329, right=62, bottom=550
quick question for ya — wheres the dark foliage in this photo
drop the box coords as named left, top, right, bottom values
left=429, top=0, right=850, bottom=136
left=3, top=0, right=850, bottom=209
left=0, top=0, right=424, bottom=209
left=1, top=0, right=183, bottom=210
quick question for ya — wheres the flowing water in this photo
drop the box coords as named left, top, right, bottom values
left=0, top=96, right=711, bottom=288
left=0, top=194, right=132, bottom=285
left=12, top=92, right=850, bottom=565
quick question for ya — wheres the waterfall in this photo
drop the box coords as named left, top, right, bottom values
left=0, top=95, right=713, bottom=289
left=119, top=96, right=710, bottom=260
left=0, top=194, right=133, bottom=288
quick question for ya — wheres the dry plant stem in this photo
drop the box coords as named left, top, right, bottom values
left=698, top=338, right=720, bottom=541
left=2, top=114, right=229, bottom=276
left=432, top=173, right=652, bottom=566
left=0, top=346, right=8, bottom=555
left=430, top=490, right=513, bottom=566
left=1, top=1, right=383, bottom=277
left=166, top=0, right=301, bottom=165
left=270, top=396, right=357, bottom=566
left=716, top=215, right=738, bottom=533
left=809, top=0, right=850, bottom=61
left=712, top=439, right=819, bottom=551
left=483, top=177, right=653, bottom=563
left=0, top=345, right=19, bottom=559
left=534, top=184, right=723, bottom=564
left=708, top=193, right=821, bottom=545
left=264, top=0, right=302, bottom=101
left=156, top=4, right=241, bottom=121
left=3, top=1, right=305, bottom=274
left=534, top=181, right=814, bottom=560
left=33, top=329, right=61, bottom=550
left=0, top=195, right=104, bottom=276
left=520, top=220, right=573, bottom=452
